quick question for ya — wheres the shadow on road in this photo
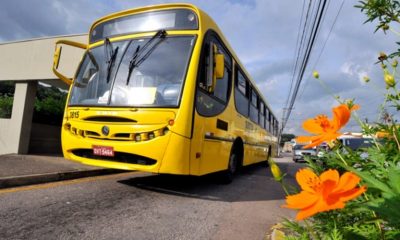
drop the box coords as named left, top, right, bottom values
left=118, top=162, right=299, bottom=203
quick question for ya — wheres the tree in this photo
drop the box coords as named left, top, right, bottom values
left=280, top=133, right=295, bottom=146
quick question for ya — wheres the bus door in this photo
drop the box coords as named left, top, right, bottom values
left=191, top=36, right=233, bottom=175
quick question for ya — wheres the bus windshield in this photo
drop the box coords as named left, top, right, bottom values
left=69, top=36, right=195, bottom=107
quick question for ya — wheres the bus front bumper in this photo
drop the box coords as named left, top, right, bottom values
left=61, top=124, right=190, bottom=174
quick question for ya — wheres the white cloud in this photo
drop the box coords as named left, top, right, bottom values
left=340, top=61, right=370, bottom=84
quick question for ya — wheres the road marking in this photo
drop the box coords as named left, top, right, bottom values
left=0, top=172, right=140, bottom=195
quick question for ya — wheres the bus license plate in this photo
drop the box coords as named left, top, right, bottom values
left=93, top=145, right=114, bottom=157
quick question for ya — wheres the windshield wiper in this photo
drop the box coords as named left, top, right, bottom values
left=126, top=30, right=167, bottom=85
left=104, top=38, right=119, bottom=83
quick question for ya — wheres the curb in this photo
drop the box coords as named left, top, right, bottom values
left=0, top=169, right=127, bottom=189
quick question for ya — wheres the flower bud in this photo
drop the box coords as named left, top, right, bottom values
left=378, top=52, right=388, bottom=62
left=313, top=71, right=319, bottom=79
left=270, top=160, right=283, bottom=182
left=363, top=76, right=370, bottom=83
left=382, top=24, right=389, bottom=31
left=344, top=99, right=359, bottom=111
left=384, top=73, right=395, bottom=87
left=392, top=59, right=398, bottom=68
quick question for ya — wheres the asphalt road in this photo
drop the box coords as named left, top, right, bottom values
left=0, top=155, right=302, bottom=240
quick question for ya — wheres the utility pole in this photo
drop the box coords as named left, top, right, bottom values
left=278, top=107, right=294, bottom=156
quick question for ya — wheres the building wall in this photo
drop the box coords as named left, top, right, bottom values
left=0, top=35, right=88, bottom=155
left=0, top=34, right=87, bottom=82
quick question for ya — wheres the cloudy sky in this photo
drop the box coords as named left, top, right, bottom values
left=1, top=0, right=397, bottom=135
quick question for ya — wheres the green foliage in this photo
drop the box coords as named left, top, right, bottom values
left=0, top=81, right=15, bottom=118
left=0, top=81, right=66, bottom=124
left=356, top=0, right=400, bottom=57
left=0, top=94, right=13, bottom=118
left=33, top=85, right=67, bottom=125
left=280, top=133, right=296, bottom=146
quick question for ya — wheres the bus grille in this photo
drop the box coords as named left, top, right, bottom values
left=71, top=149, right=157, bottom=165
left=65, top=124, right=169, bottom=142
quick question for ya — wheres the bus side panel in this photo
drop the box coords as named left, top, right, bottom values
left=189, top=113, right=204, bottom=176
left=189, top=112, right=233, bottom=176
left=200, top=139, right=231, bottom=175
left=158, top=132, right=190, bottom=175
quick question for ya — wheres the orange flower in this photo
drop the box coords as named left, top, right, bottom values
left=296, top=104, right=359, bottom=149
left=282, top=168, right=366, bottom=220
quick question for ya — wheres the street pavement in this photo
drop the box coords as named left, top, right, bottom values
left=0, top=153, right=303, bottom=240
left=0, top=154, right=123, bottom=188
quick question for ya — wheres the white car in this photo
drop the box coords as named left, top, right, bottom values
left=292, top=144, right=317, bottom=162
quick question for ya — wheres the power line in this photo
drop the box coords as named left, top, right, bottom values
left=280, top=0, right=329, bottom=136
left=284, top=0, right=313, bottom=111
left=286, top=0, right=327, bottom=122
left=298, top=0, right=344, bottom=101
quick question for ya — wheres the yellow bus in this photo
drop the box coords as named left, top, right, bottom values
left=53, top=3, right=279, bottom=182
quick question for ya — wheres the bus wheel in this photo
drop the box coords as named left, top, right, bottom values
left=220, top=152, right=238, bottom=184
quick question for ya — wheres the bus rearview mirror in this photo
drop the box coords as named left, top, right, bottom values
left=52, top=39, right=87, bottom=86
left=207, top=44, right=225, bottom=93
left=53, top=46, right=62, bottom=70
left=214, top=53, right=224, bottom=79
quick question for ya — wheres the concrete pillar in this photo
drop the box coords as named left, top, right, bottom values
left=13, top=81, right=38, bottom=153
left=0, top=81, right=37, bottom=154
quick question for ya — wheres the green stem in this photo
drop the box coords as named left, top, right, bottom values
left=335, top=150, right=348, bottom=167
left=314, top=77, right=338, bottom=102
left=378, top=93, right=389, bottom=122
left=303, top=219, right=320, bottom=240
left=280, top=180, right=290, bottom=196
left=392, top=124, right=400, bottom=151
left=337, top=149, right=384, bottom=238
left=362, top=192, right=385, bottom=239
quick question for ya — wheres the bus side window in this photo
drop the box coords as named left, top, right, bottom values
left=196, top=35, right=232, bottom=117
left=234, top=69, right=249, bottom=117
left=249, top=88, right=258, bottom=123
left=268, top=112, right=272, bottom=132
left=259, top=102, right=265, bottom=128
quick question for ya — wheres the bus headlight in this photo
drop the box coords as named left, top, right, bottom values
left=148, top=132, right=155, bottom=140
left=163, top=128, right=169, bottom=135
left=134, top=134, right=141, bottom=142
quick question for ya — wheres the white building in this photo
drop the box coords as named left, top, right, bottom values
left=0, top=35, right=87, bottom=154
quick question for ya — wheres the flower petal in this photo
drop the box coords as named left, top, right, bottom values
left=296, top=168, right=319, bottom=193
left=320, top=169, right=339, bottom=183
left=350, top=104, right=360, bottom=111
left=296, top=135, right=324, bottom=148
left=324, top=198, right=346, bottom=211
left=295, top=136, right=315, bottom=143
left=332, top=172, right=361, bottom=194
left=283, top=191, right=320, bottom=210
left=302, top=136, right=326, bottom=149
left=320, top=169, right=340, bottom=197
left=332, top=104, right=350, bottom=130
left=295, top=199, right=324, bottom=220
left=336, top=186, right=367, bottom=202
left=303, top=118, right=325, bottom=134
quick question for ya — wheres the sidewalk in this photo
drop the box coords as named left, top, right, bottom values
left=0, top=154, right=125, bottom=189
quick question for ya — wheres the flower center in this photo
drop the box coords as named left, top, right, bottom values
left=314, top=115, right=332, bottom=131
left=306, top=176, right=322, bottom=192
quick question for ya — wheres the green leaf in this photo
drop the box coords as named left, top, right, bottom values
left=349, top=168, right=392, bottom=193
left=387, top=167, right=400, bottom=194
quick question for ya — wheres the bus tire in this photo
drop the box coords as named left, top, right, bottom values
left=220, top=151, right=238, bottom=184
